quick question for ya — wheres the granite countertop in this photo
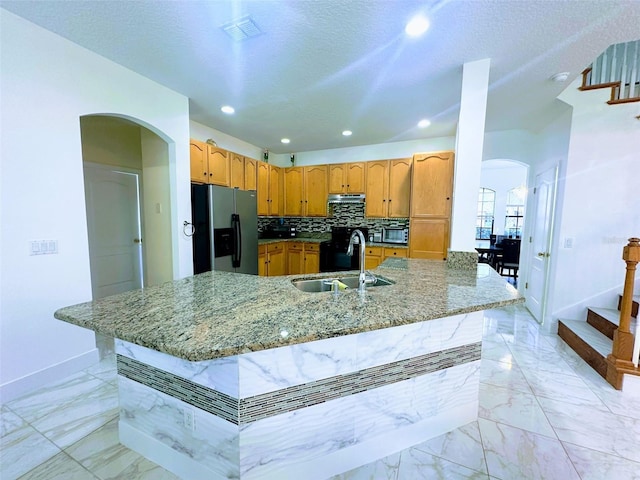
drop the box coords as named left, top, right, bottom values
left=258, top=236, right=327, bottom=245
left=366, top=242, right=408, bottom=248
left=258, top=236, right=408, bottom=249
left=54, top=259, right=523, bottom=362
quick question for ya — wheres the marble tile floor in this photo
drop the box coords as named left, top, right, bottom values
left=2, top=305, right=640, bottom=480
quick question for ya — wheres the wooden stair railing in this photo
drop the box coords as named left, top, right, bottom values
left=579, top=40, right=640, bottom=105
left=605, top=237, right=640, bottom=390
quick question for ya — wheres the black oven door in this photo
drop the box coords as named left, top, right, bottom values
left=320, top=241, right=359, bottom=272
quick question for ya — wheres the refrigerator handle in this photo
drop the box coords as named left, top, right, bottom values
left=231, top=213, right=241, bottom=268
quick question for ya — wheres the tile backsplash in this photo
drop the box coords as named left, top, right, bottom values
left=258, top=204, right=409, bottom=236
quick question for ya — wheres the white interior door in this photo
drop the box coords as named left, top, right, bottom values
left=526, top=166, right=557, bottom=323
left=84, top=164, right=143, bottom=299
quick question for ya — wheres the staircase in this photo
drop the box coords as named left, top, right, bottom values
left=579, top=39, right=640, bottom=104
left=559, top=301, right=638, bottom=381
left=558, top=238, right=640, bottom=390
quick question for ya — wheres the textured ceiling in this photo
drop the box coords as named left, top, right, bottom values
left=2, top=0, right=639, bottom=153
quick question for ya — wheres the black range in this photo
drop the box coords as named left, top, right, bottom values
left=320, top=226, right=369, bottom=272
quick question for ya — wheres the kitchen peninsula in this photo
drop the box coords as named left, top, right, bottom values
left=55, top=259, right=522, bottom=480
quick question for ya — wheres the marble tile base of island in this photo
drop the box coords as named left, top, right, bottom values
left=115, top=310, right=483, bottom=480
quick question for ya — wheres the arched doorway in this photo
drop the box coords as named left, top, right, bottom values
left=80, top=114, right=174, bottom=355
left=479, top=159, right=528, bottom=245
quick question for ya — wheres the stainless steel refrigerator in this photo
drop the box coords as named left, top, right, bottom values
left=191, top=184, right=258, bottom=275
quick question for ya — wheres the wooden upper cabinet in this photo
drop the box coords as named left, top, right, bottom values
left=365, top=161, right=389, bottom=218
left=244, top=157, right=257, bottom=191
left=257, top=161, right=270, bottom=215
left=207, top=145, right=230, bottom=186
left=328, top=164, right=347, bottom=193
left=269, top=164, right=282, bottom=216
left=388, top=158, right=412, bottom=218
left=346, top=162, right=365, bottom=193
left=328, top=162, right=365, bottom=193
left=256, top=161, right=282, bottom=216
left=284, top=167, right=304, bottom=216
left=283, top=165, right=327, bottom=217
left=229, top=152, right=245, bottom=189
left=190, top=140, right=208, bottom=184
left=304, top=165, right=328, bottom=216
left=410, top=151, right=454, bottom=218
left=365, top=158, right=411, bottom=218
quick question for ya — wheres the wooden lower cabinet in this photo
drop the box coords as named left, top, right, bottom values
left=384, top=247, right=408, bottom=259
left=365, top=246, right=383, bottom=270
left=408, top=219, right=449, bottom=260
left=303, top=243, right=320, bottom=274
left=286, top=242, right=320, bottom=275
left=260, top=241, right=406, bottom=275
left=287, top=243, right=303, bottom=274
left=365, top=246, right=408, bottom=269
left=260, top=241, right=321, bottom=276
left=259, top=242, right=286, bottom=276
left=258, top=245, right=266, bottom=276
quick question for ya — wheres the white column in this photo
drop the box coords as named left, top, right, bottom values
left=450, top=58, right=491, bottom=252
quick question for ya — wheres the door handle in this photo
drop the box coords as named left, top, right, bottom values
left=537, top=252, right=549, bottom=257
left=134, top=238, right=142, bottom=244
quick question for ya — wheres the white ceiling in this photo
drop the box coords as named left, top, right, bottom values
left=2, top=0, right=639, bottom=154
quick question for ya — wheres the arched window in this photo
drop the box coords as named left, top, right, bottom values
left=476, top=188, right=495, bottom=240
left=505, top=187, right=526, bottom=238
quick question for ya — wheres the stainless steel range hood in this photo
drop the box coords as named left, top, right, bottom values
left=327, top=193, right=366, bottom=204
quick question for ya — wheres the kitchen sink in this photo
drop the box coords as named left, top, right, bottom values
left=291, top=275, right=394, bottom=293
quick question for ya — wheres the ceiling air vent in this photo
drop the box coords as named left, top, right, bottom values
left=221, top=16, right=263, bottom=42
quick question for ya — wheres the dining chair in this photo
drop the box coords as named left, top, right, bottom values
left=496, top=239, right=520, bottom=279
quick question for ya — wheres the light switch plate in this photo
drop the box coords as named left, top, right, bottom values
left=30, top=239, right=58, bottom=255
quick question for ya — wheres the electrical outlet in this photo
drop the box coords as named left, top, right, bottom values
left=183, top=407, right=195, bottom=432
left=564, top=237, right=573, bottom=249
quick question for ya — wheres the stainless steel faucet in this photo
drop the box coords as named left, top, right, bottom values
left=346, top=229, right=367, bottom=293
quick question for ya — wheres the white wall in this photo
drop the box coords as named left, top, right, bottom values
left=483, top=130, right=535, bottom=164
left=0, top=10, right=191, bottom=401
left=190, top=121, right=263, bottom=162
left=287, top=137, right=455, bottom=166
left=141, top=130, right=173, bottom=287
left=80, top=116, right=143, bottom=170
left=549, top=80, right=640, bottom=325
left=524, top=109, right=573, bottom=328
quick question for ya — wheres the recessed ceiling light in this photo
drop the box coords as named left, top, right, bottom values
left=221, top=105, right=235, bottom=114
left=418, top=119, right=431, bottom=128
left=281, top=138, right=290, bottom=144
left=550, top=72, right=570, bottom=82
left=342, top=130, right=352, bottom=136
left=405, top=15, right=430, bottom=37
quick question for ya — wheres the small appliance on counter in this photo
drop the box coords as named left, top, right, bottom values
left=382, top=227, right=409, bottom=244
left=261, top=223, right=297, bottom=239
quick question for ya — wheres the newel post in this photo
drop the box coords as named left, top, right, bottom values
left=606, top=237, right=640, bottom=389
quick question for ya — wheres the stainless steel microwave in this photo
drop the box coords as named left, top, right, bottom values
left=382, top=227, right=409, bottom=244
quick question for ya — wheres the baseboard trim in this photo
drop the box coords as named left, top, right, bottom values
left=0, top=348, right=99, bottom=403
